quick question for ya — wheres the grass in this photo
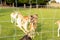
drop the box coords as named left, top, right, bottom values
left=0, top=8, right=60, bottom=40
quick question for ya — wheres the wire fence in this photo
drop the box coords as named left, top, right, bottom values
left=0, top=6, right=60, bottom=40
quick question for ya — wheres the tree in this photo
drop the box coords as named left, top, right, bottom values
left=5, top=0, right=50, bottom=7
left=18, top=0, right=28, bottom=8
left=32, top=0, right=38, bottom=8
left=2, top=0, right=6, bottom=6
left=0, top=0, right=2, bottom=6
left=6, top=0, right=14, bottom=7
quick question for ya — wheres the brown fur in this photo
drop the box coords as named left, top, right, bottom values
left=29, top=14, right=38, bottom=32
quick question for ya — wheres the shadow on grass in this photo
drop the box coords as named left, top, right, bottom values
left=35, top=23, right=51, bottom=40
left=36, top=22, right=43, bottom=32
left=0, top=14, right=5, bottom=17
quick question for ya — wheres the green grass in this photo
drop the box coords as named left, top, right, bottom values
left=0, top=8, right=60, bottom=40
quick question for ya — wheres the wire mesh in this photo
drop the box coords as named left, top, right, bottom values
left=0, top=0, right=60, bottom=40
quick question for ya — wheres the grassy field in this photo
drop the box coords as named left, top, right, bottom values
left=0, top=8, right=60, bottom=40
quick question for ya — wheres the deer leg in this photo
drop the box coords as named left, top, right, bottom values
left=58, top=28, right=59, bottom=37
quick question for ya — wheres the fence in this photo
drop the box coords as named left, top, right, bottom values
left=0, top=4, right=60, bottom=8
left=0, top=6, right=60, bottom=40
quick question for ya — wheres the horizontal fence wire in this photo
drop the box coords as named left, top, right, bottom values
left=0, top=5, right=60, bottom=8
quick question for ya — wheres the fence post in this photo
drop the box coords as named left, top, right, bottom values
left=12, top=3, right=14, bottom=7
left=36, top=4, right=38, bottom=8
left=24, top=4, right=26, bottom=8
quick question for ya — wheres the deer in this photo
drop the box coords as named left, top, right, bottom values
left=10, top=11, right=30, bottom=34
left=55, top=20, right=60, bottom=37
left=16, top=13, right=30, bottom=34
left=29, top=14, right=38, bottom=32
left=28, top=14, right=38, bottom=38
left=10, top=11, right=18, bottom=25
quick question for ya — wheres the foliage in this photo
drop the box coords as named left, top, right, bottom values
left=2, top=0, right=50, bottom=5
left=6, top=0, right=14, bottom=3
left=17, top=0, right=50, bottom=5
left=17, top=0, right=28, bottom=4
left=29, top=0, right=50, bottom=5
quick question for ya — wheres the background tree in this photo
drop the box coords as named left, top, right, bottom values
left=2, top=0, right=6, bottom=6
left=18, top=0, right=28, bottom=8
left=6, top=0, right=14, bottom=6
left=1, top=0, right=50, bottom=7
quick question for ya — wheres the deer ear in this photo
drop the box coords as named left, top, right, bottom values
left=30, top=15, right=33, bottom=17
